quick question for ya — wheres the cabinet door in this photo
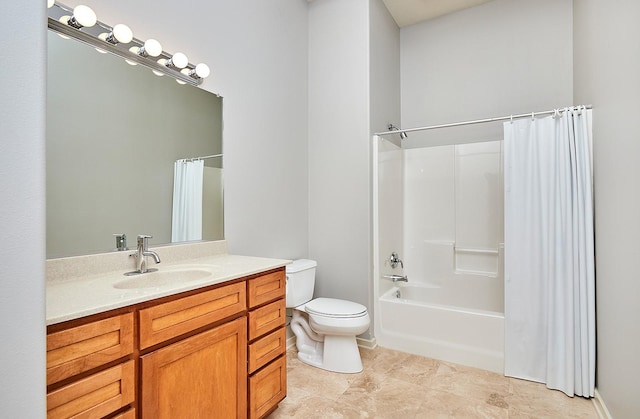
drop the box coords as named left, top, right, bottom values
left=141, top=317, right=247, bottom=419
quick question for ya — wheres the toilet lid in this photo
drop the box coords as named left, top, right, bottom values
left=305, top=298, right=367, bottom=318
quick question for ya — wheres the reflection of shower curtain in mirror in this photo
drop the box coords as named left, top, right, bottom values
left=504, top=108, right=594, bottom=397
left=171, top=160, right=204, bottom=242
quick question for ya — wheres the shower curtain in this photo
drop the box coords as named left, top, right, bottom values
left=171, top=160, right=204, bottom=242
left=503, top=108, right=595, bottom=397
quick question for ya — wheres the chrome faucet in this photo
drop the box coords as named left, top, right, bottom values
left=134, top=234, right=161, bottom=273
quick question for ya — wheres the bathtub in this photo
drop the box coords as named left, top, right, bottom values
left=377, top=279, right=504, bottom=373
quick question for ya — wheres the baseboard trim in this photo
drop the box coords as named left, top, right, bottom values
left=593, top=388, right=613, bottom=419
left=356, top=336, right=377, bottom=350
left=285, top=336, right=378, bottom=350
left=286, top=335, right=296, bottom=350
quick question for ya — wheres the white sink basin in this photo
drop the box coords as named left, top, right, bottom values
left=113, top=265, right=219, bottom=289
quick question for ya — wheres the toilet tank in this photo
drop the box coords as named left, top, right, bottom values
left=285, top=259, right=317, bottom=308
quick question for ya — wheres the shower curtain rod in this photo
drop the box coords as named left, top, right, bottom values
left=376, top=105, right=592, bottom=137
left=176, top=154, right=223, bottom=162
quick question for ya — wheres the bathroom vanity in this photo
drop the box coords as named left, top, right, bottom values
left=46, top=242, right=288, bottom=419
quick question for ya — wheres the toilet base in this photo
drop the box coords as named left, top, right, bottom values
left=297, top=334, right=363, bottom=374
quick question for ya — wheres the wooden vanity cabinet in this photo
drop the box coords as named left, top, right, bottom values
left=247, top=269, right=287, bottom=419
left=46, top=267, right=288, bottom=419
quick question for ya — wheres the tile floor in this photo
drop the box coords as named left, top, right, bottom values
left=268, top=346, right=598, bottom=418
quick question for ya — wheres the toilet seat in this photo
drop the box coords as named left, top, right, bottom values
left=305, top=298, right=368, bottom=318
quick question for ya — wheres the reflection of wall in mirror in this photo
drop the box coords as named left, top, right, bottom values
left=202, top=167, right=224, bottom=241
left=46, top=31, right=223, bottom=259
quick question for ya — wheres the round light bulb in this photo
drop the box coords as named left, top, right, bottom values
left=47, top=0, right=55, bottom=8
left=112, top=24, right=133, bottom=44
left=195, top=63, right=210, bottom=79
left=142, top=39, right=162, bottom=57
left=73, top=5, right=97, bottom=28
left=170, top=52, right=188, bottom=69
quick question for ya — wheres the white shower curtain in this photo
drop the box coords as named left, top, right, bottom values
left=171, top=160, right=204, bottom=242
left=503, top=108, right=595, bottom=397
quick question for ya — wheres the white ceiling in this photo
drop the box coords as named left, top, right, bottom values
left=382, top=0, right=495, bottom=27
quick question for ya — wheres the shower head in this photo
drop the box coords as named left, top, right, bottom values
left=388, top=123, right=408, bottom=140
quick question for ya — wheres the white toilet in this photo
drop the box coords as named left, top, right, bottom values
left=286, top=259, right=370, bottom=373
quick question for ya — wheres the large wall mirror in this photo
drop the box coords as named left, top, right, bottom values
left=47, top=31, right=223, bottom=259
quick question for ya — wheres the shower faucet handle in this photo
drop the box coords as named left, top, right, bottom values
left=385, top=252, right=404, bottom=269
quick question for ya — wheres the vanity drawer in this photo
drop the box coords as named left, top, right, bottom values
left=248, top=327, right=286, bottom=373
left=247, top=269, right=285, bottom=308
left=248, top=299, right=286, bottom=341
left=46, top=312, right=134, bottom=386
left=249, top=355, right=287, bottom=419
left=112, top=408, right=136, bottom=419
left=139, top=281, right=246, bottom=349
left=47, top=360, right=135, bottom=419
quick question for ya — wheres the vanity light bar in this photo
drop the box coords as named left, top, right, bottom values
left=47, top=2, right=210, bottom=87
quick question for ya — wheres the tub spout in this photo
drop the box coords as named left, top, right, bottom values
left=383, top=274, right=408, bottom=283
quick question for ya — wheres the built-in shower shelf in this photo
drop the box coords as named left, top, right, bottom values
left=454, top=246, right=502, bottom=277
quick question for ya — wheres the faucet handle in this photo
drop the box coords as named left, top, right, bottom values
left=113, top=233, right=127, bottom=251
left=387, top=252, right=404, bottom=269
left=137, top=234, right=153, bottom=247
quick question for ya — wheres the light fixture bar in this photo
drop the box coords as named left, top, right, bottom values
left=47, top=3, right=206, bottom=86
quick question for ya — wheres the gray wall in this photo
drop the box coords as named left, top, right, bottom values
left=574, top=1, right=640, bottom=416
left=307, top=0, right=399, bottom=338
left=369, top=0, right=401, bottom=315
left=0, top=1, right=46, bottom=416
left=401, top=0, right=574, bottom=132
left=370, top=0, right=401, bottom=136
left=308, top=0, right=372, bottom=334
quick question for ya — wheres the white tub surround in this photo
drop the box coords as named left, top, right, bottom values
left=46, top=240, right=290, bottom=325
left=373, top=135, right=506, bottom=373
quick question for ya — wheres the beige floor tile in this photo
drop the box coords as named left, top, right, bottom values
left=360, top=346, right=413, bottom=374
left=337, top=373, right=431, bottom=418
left=268, top=347, right=599, bottom=419
left=385, top=353, right=441, bottom=386
left=418, top=389, right=509, bottom=419
left=428, top=361, right=512, bottom=407
left=506, top=378, right=597, bottom=418
left=285, top=357, right=354, bottom=402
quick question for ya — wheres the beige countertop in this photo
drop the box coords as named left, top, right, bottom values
left=46, top=241, right=290, bottom=325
